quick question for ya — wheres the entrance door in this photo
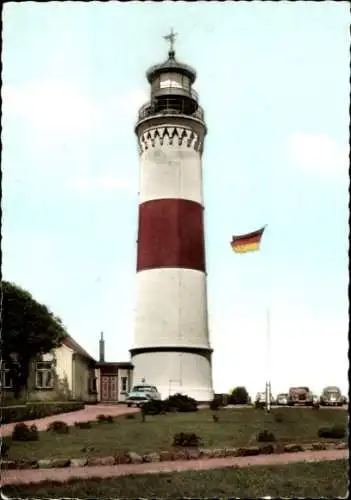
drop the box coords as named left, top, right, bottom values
left=101, top=375, right=118, bottom=402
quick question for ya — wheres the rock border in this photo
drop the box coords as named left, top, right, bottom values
left=1, top=441, right=347, bottom=470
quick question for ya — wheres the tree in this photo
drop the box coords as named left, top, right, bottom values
left=229, top=386, right=249, bottom=405
left=1, top=281, right=67, bottom=397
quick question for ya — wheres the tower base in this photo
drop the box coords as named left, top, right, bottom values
left=130, top=349, right=214, bottom=402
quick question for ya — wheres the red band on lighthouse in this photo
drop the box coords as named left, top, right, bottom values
left=137, top=199, right=205, bottom=272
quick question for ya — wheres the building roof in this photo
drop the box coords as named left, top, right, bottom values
left=95, top=361, right=134, bottom=369
left=62, top=335, right=95, bottom=361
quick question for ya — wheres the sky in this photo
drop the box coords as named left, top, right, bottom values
left=2, top=2, right=349, bottom=397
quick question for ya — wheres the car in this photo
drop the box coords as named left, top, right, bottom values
left=125, top=384, right=161, bottom=408
left=255, top=391, right=274, bottom=405
left=276, top=393, right=288, bottom=405
left=287, top=387, right=313, bottom=406
left=320, top=386, right=344, bottom=407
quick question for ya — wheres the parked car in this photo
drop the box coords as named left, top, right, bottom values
left=320, top=386, right=344, bottom=407
left=276, top=393, right=288, bottom=405
left=255, top=391, right=274, bottom=404
left=287, top=387, right=313, bottom=406
left=125, top=384, right=161, bottom=408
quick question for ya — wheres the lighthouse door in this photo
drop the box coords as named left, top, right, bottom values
left=101, top=375, right=118, bottom=402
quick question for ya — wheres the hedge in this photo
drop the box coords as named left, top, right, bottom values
left=1, top=401, right=85, bottom=424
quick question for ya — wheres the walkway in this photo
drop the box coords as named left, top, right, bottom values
left=1, top=404, right=139, bottom=437
left=1, top=449, right=348, bottom=486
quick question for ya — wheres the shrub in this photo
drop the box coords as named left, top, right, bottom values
left=74, top=421, right=92, bottom=429
left=318, top=425, right=346, bottom=439
left=2, top=401, right=84, bottom=424
left=172, top=432, right=201, bottom=447
left=141, top=399, right=165, bottom=415
left=12, top=423, right=39, bottom=442
left=46, top=420, right=70, bottom=434
left=228, top=386, right=249, bottom=405
left=0, top=439, right=11, bottom=457
left=256, top=430, right=276, bottom=442
left=254, top=401, right=265, bottom=410
left=97, top=414, right=114, bottom=423
left=125, top=414, right=135, bottom=420
left=209, top=398, right=221, bottom=411
left=164, top=393, right=198, bottom=413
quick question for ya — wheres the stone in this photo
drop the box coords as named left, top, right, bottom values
left=172, top=450, right=188, bottom=461
left=335, top=442, right=348, bottom=450
left=87, top=456, right=115, bottom=466
left=0, top=460, right=17, bottom=470
left=70, top=458, right=88, bottom=467
left=38, top=459, right=53, bottom=469
left=212, top=448, right=226, bottom=458
left=225, top=448, right=238, bottom=457
left=311, top=442, right=327, bottom=451
left=259, top=444, right=275, bottom=455
left=127, top=451, right=143, bottom=464
left=235, top=446, right=261, bottom=457
left=51, top=458, right=70, bottom=468
left=187, top=449, right=200, bottom=460
left=198, top=448, right=214, bottom=459
left=14, top=460, right=38, bottom=469
left=159, top=450, right=174, bottom=462
left=143, top=452, right=160, bottom=463
left=284, top=444, right=304, bottom=453
left=114, top=452, right=131, bottom=465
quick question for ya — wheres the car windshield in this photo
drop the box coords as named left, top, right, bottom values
left=131, top=386, right=154, bottom=392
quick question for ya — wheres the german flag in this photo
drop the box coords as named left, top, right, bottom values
left=231, top=226, right=266, bottom=254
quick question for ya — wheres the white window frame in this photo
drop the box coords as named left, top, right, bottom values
left=1, top=362, right=14, bottom=389
left=35, top=361, right=54, bottom=389
left=121, top=376, right=128, bottom=392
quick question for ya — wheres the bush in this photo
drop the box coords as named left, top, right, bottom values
left=97, top=414, right=114, bottom=423
left=46, top=420, right=69, bottom=434
left=228, top=386, right=249, bottom=405
left=125, top=414, right=135, bottom=420
left=74, top=421, right=92, bottom=429
left=12, top=423, right=39, bottom=441
left=172, top=432, right=201, bottom=447
left=257, top=430, right=276, bottom=442
left=209, top=398, right=221, bottom=411
left=213, top=393, right=229, bottom=406
left=318, top=425, right=346, bottom=439
left=2, top=401, right=84, bottom=424
left=0, top=438, right=11, bottom=457
left=141, top=400, right=165, bottom=416
left=254, top=401, right=265, bottom=410
left=164, top=393, right=198, bottom=413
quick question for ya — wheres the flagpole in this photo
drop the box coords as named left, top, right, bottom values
left=265, top=306, right=271, bottom=413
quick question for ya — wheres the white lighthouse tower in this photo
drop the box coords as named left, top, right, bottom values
left=130, top=31, right=214, bottom=402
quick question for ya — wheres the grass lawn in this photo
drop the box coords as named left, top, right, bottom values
left=4, top=460, right=348, bottom=498
left=6, top=407, right=347, bottom=461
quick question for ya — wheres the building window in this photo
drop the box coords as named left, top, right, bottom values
left=1, top=362, right=13, bottom=389
left=35, top=361, right=54, bottom=389
left=88, top=374, right=97, bottom=393
left=121, top=376, right=128, bottom=392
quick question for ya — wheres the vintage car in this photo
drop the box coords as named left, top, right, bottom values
left=287, top=386, right=314, bottom=406
left=320, top=386, right=345, bottom=407
left=125, top=384, right=161, bottom=408
left=276, top=393, right=288, bottom=405
left=255, top=391, right=274, bottom=405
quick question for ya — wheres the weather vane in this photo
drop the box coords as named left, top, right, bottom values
left=163, top=28, right=178, bottom=53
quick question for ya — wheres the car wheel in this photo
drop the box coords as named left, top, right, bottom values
left=127, top=403, right=131, bottom=407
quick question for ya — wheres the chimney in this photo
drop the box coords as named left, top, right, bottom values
left=99, top=332, right=105, bottom=362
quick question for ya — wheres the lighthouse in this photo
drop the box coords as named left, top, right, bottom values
left=130, top=31, right=214, bottom=402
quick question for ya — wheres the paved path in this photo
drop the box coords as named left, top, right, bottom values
left=1, top=449, right=348, bottom=486
left=1, top=405, right=139, bottom=437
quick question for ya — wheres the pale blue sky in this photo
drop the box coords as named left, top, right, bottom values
left=2, top=2, right=349, bottom=396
